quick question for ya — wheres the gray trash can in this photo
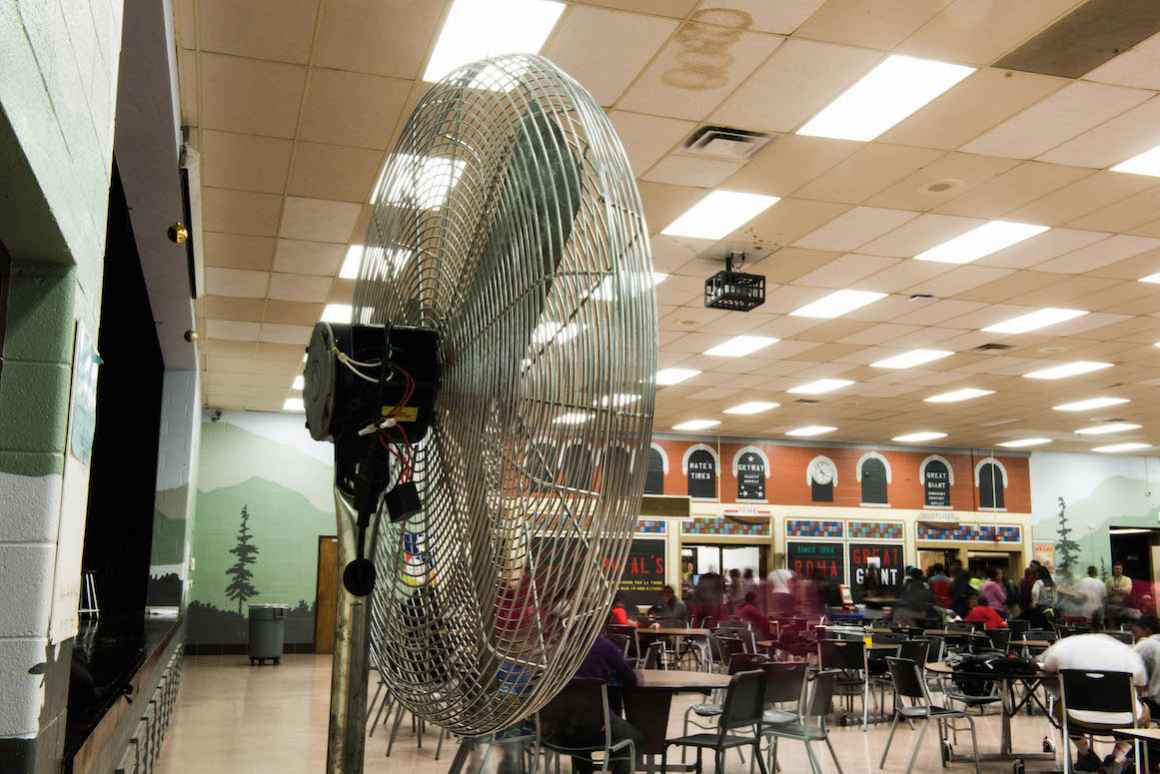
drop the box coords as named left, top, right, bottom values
left=248, top=604, right=287, bottom=665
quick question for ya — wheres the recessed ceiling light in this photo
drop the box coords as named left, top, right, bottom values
left=1054, top=397, right=1130, bottom=412
left=283, top=397, right=305, bottom=413
left=998, top=438, right=1052, bottom=448
left=373, top=154, right=468, bottom=209
left=788, top=378, right=854, bottom=395
left=554, top=412, right=591, bottom=425
left=797, top=54, right=974, bottom=142
left=1075, top=422, right=1142, bottom=436
left=532, top=320, right=581, bottom=345
left=661, top=191, right=779, bottom=240
left=1111, top=144, right=1160, bottom=177
left=704, top=335, right=778, bottom=358
left=291, top=375, right=304, bottom=391
left=786, top=425, right=836, bottom=437
left=656, top=368, right=700, bottom=386
left=340, top=245, right=364, bottom=279
left=893, top=431, right=947, bottom=443
left=982, top=307, right=1088, bottom=334
left=790, top=289, right=887, bottom=319
left=872, top=349, right=953, bottom=369
left=914, top=221, right=1049, bottom=264
left=596, top=393, right=640, bottom=408
left=724, top=401, right=779, bottom=415
left=673, top=419, right=720, bottom=431
left=1093, top=442, right=1152, bottom=453
left=423, top=0, right=564, bottom=82
left=321, top=303, right=352, bottom=323
left=1140, top=273, right=1160, bottom=284
left=1023, top=361, right=1112, bottom=380
left=924, top=387, right=994, bottom=403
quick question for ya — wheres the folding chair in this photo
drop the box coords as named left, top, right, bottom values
left=762, top=670, right=842, bottom=774
left=879, top=657, right=981, bottom=774
left=1059, top=669, right=1142, bottom=774
left=665, top=671, right=768, bottom=774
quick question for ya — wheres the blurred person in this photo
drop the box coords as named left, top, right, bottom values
left=693, top=566, right=723, bottom=623
left=928, top=563, right=953, bottom=610
left=726, top=568, right=745, bottom=612
left=950, top=561, right=973, bottom=615
left=609, top=592, right=637, bottom=627
left=768, top=568, right=794, bottom=619
left=964, top=590, right=1007, bottom=630
left=979, top=567, right=1008, bottom=615
left=894, top=567, right=933, bottom=627
left=1108, top=562, right=1133, bottom=601
left=1132, top=615, right=1160, bottom=717
left=648, top=585, right=688, bottom=627
left=736, top=591, right=770, bottom=638
left=1029, top=564, right=1056, bottom=627
left=968, top=568, right=984, bottom=592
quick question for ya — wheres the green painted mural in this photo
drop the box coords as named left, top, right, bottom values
left=189, top=412, right=334, bottom=646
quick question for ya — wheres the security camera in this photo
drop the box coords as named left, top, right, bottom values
left=210, top=409, right=223, bottom=422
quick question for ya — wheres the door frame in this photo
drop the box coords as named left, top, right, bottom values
left=313, top=534, right=339, bottom=653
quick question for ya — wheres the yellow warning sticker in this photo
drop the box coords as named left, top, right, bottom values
left=381, top=405, right=419, bottom=422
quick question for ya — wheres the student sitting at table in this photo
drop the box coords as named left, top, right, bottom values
left=648, top=585, right=689, bottom=627
left=963, top=590, right=1007, bottom=630
left=609, top=593, right=638, bottom=627
left=1132, top=615, right=1160, bottom=717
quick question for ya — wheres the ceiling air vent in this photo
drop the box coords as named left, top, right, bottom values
left=973, top=343, right=1014, bottom=352
left=794, top=399, right=821, bottom=405
left=683, top=125, right=772, bottom=161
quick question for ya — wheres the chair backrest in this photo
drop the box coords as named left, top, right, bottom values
left=899, top=639, right=930, bottom=664
left=718, top=670, right=767, bottom=733
left=925, top=635, right=945, bottom=662
left=818, top=639, right=866, bottom=671
left=1008, top=619, right=1029, bottom=639
left=712, top=635, right=745, bottom=668
left=763, top=661, right=807, bottom=705
left=643, top=640, right=664, bottom=669
left=872, top=632, right=907, bottom=645
left=719, top=624, right=756, bottom=653
left=538, top=678, right=609, bottom=741
left=886, top=657, right=929, bottom=704
left=1060, top=669, right=1138, bottom=722
left=1026, top=628, right=1057, bottom=644
left=987, top=629, right=1011, bottom=652
left=805, top=670, right=839, bottom=718
left=729, top=652, right=769, bottom=675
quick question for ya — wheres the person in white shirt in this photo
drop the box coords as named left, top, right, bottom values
left=1040, top=633, right=1148, bottom=771
left=1132, top=616, right=1160, bottom=716
left=1077, top=565, right=1107, bottom=626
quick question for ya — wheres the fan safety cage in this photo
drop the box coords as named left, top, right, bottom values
left=355, top=54, right=657, bottom=735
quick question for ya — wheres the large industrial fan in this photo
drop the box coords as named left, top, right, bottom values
left=303, top=54, right=657, bottom=771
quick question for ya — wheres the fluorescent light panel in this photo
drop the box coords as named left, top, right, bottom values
left=790, top=289, right=886, bottom=319
left=704, top=335, right=778, bottom=358
left=1112, top=144, right=1160, bottom=177
left=998, top=438, right=1052, bottom=448
left=340, top=245, right=363, bottom=279
left=321, top=303, right=352, bottom=323
left=797, top=54, right=974, bottom=142
left=1075, top=422, right=1142, bottom=436
left=554, top=412, right=591, bottom=425
left=724, top=401, right=779, bottom=415
left=872, top=349, right=952, bottom=369
left=893, top=431, right=947, bottom=443
left=424, top=0, right=564, bottom=82
left=532, top=320, right=580, bottom=345
left=283, top=397, right=305, bottom=412
left=1054, top=397, right=1129, bottom=412
left=1093, top=442, right=1152, bottom=453
left=597, top=393, right=640, bottom=408
left=291, top=375, right=305, bottom=390
left=925, top=387, right=994, bottom=403
left=915, top=221, right=1049, bottom=264
left=661, top=191, right=779, bottom=240
left=588, top=272, right=668, bottom=301
left=786, top=425, right=836, bottom=437
left=983, top=307, right=1087, bottom=334
left=788, top=378, right=854, bottom=395
left=1023, top=361, right=1112, bottom=380
left=1140, top=273, right=1160, bottom=284
left=673, top=419, right=720, bottom=431
left=656, top=368, right=700, bottom=386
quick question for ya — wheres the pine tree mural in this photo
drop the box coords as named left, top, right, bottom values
left=1055, top=496, right=1081, bottom=575
left=225, top=505, right=260, bottom=615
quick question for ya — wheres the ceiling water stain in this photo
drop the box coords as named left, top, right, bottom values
left=663, top=9, right=753, bottom=91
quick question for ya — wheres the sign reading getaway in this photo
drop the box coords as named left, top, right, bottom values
left=848, top=542, right=904, bottom=602
left=683, top=445, right=718, bottom=499
left=733, top=446, right=768, bottom=501
left=923, top=456, right=952, bottom=508
left=786, top=541, right=844, bottom=582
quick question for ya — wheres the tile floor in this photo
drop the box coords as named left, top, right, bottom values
left=157, top=655, right=1072, bottom=774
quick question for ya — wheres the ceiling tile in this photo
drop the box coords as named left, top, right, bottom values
left=795, top=144, right=945, bottom=205
left=264, top=300, right=325, bottom=326
left=896, top=0, right=1080, bottom=66
left=849, top=259, right=949, bottom=293
left=1038, top=95, right=1160, bottom=168
left=975, top=227, right=1107, bottom=269
left=859, top=213, right=984, bottom=257
left=639, top=181, right=709, bottom=236
left=544, top=5, right=677, bottom=106
left=574, top=0, right=697, bottom=16
left=711, top=38, right=881, bottom=133
left=199, top=52, right=306, bottom=138
left=607, top=111, right=695, bottom=176
left=1036, top=234, right=1160, bottom=274
left=616, top=26, right=782, bottom=121
left=736, top=198, right=851, bottom=249
left=314, top=0, right=445, bottom=79
left=793, top=207, right=918, bottom=252
left=204, top=319, right=262, bottom=341
left=268, top=272, right=333, bottom=302
left=754, top=247, right=842, bottom=283
left=177, top=49, right=198, bottom=126
left=329, top=278, right=356, bottom=303
left=720, top=134, right=859, bottom=197
left=936, top=162, right=1093, bottom=219
left=200, top=130, right=292, bottom=194
left=272, top=239, right=346, bottom=275
left=908, top=265, right=1014, bottom=297
left=794, top=0, right=952, bottom=50
left=202, top=188, right=283, bottom=237
left=866, top=152, right=1020, bottom=212
left=1084, top=31, right=1160, bottom=91
left=200, top=339, right=259, bottom=357
left=791, top=254, right=901, bottom=289
left=202, top=232, right=276, bottom=271
left=1088, top=247, right=1160, bottom=280
left=880, top=68, right=1068, bottom=151
left=174, top=0, right=196, bottom=48
left=259, top=323, right=315, bottom=345
left=279, top=197, right=362, bottom=242
left=961, top=81, right=1153, bottom=160
left=286, top=142, right=381, bottom=202
left=1065, top=184, right=1160, bottom=233
left=1006, top=171, right=1158, bottom=226
left=197, top=0, right=318, bottom=64
left=642, top=155, right=743, bottom=188
left=205, top=267, right=270, bottom=299
left=889, top=298, right=982, bottom=325
left=298, top=69, right=412, bottom=149
left=696, top=0, right=826, bottom=34
left=202, top=296, right=266, bottom=323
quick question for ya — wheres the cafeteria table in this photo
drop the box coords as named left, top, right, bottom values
left=637, top=627, right=711, bottom=671
left=624, top=669, right=732, bottom=773
left=1111, top=727, right=1160, bottom=771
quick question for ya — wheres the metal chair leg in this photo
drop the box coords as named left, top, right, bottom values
left=435, top=727, right=446, bottom=760
left=803, top=740, right=823, bottom=774
left=386, top=701, right=406, bottom=757
left=880, top=713, right=899, bottom=767
left=369, top=692, right=390, bottom=737
left=904, top=718, right=930, bottom=774
left=824, top=736, right=844, bottom=774
left=964, top=716, right=981, bottom=774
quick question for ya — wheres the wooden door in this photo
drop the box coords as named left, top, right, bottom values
left=314, top=536, right=340, bottom=653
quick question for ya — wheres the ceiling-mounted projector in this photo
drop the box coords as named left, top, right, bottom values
left=705, top=251, right=765, bottom=311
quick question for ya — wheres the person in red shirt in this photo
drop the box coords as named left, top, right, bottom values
left=735, top=592, right=770, bottom=638
left=963, top=590, right=1007, bottom=630
left=609, top=592, right=637, bottom=627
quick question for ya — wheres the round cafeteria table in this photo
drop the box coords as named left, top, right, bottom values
left=624, top=670, right=731, bottom=773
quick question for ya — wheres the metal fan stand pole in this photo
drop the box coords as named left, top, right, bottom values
left=326, top=489, right=373, bottom=774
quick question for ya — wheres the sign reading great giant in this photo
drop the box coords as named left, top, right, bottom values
left=848, top=542, right=904, bottom=602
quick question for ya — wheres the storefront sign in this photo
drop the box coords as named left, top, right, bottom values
left=786, top=541, right=844, bottom=581
left=923, top=458, right=951, bottom=507
left=617, top=538, right=666, bottom=607
left=736, top=450, right=766, bottom=501
left=686, top=448, right=717, bottom=499
left=848, top=542, right=904, bottom=601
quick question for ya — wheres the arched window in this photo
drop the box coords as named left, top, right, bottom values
left=682, top=444, right=719, bottom=500
left=601, top=446, right=632, bottom=492
left=975, top=458, right=1008, bottom=510
left=920, top=455, right=954, bottom=507
left=732, top=446, right=769, bottom=501
left=645, top=444, right=667, bottom=495
left=857, top=452, right=891, bottom=505
left=560, top=443, right=593, bottom=490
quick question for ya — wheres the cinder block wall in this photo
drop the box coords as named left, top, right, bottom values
left=0, top=0, right=124, bottom=770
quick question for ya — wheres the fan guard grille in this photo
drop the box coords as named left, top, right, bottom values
left=356, top=54, right=657, bottom=735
